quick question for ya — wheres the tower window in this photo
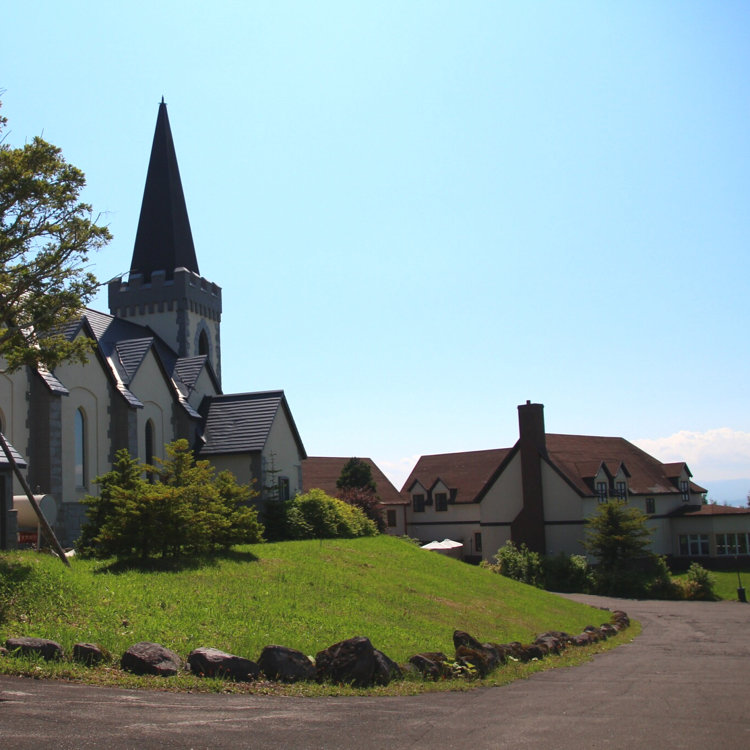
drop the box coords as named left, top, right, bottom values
left=198, top=329, right=209, bottom=357
left=74, top=408, right=86, bottom=488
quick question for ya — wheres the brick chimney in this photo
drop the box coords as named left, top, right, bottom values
left=511, top=401, right=547, bottom=554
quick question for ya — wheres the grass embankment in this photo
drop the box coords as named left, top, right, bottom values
left=0, top=536, right=636, bottom=695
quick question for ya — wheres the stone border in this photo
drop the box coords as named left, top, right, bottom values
left=2, top=610, right=630, bottom=688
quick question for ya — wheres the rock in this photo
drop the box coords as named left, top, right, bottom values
left=121, top=642, right=182, bottom=677
left=187, top=647, right=259, bottom=682
left=484, top=643, right=511, bottom=664
left=408, top=652, right=449, bottom=680
left=583, top=626, right=602, bottom=642
left=5, top=637, right=63, bottom=661
left=534, top=635, right=563, bottom=655
left=571, top=633, right=594, bottom=646
left=315, top=636, right=378, bottom=687
left=373, top=648, right=402, bottom=685
left=0, top=646, right=8, bottom=657
left=73, top=642, right=105, bottom=666
left=453, top=630, right=484, bottom=651
left=257, top=645, right=315, bottom=683
left=518, top=644, right=545, bottom=662
left=600, top=623, right=617, bottom=638
left=612, top=611, right=630, bottom=628
left=455, top=645, right=495, bottom=676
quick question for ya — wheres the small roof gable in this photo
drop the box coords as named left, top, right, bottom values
left=130, top=100, right=199, bottom=281
left=115, top=337, right=154, bottom=382
left=302, top=457, right=405, bottom=506
left=401, top=448, right=512, bottom=503
left=199, top=391, right=305, bottom=457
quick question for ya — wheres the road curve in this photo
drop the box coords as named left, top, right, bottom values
left=1, top=595, right=748, bottom=749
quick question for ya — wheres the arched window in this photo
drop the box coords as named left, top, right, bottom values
left=198, top=329, right=209, bottom=357
left=74, top=408, right=86, bottom=488
left=145, top=419, right=154, bottom=466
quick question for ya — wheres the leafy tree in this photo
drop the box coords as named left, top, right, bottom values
left=335, top=457, right=384, bottom=530
left=583, top=499, right=654, bottom=596
left=336, top=457, right=376, bottom=493
left=78, top=440, right=263, bottom=560
left=484, top=540, right=544, bottom=588
left=0, top=102, right=111, bottom=371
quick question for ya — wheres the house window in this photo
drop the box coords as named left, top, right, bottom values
left=679, top=534, right=709, bottom=556
left=386, top=509, right=397, bottom=528
left=615, top=481, right=627, bottom=500
left=645, top=497, right=655, bottom=515
left=680, top=480, right=690, bottom=502
left=435, top=492, right=448, bottom=512
left=716, top=533, right=749, bottom=556
left=596, top=482, right=608, bottom=503
left=278, top=477, right=290, bottom=502
left=474, top=532, right=482, bottom=553
left=74, top=408, right=86, bottom=488
left=145, top=419, right=155, bottom=466
left=412, top=494, right=425, bottom=513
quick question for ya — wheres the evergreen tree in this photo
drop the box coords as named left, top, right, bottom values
left=336, top=457, right=376, bottom=493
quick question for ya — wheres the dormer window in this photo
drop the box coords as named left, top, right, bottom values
left=596, top=482, right=608, bottom=503
left=680, top=480, right=689, bottom=503
left=615, top=481, right=627, bottom=500
left=435, top=492, right=448, bottom=512
left=412, top=493, right=425, bottom=513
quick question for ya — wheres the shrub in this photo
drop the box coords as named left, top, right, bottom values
left=270, top=489, right=378, bottom=541
left=542, top=553, right=591, bottom=593
left=683, top=562, right=717, bottom=601
left=78, top=441, right=263, bottom=560
left=486, top=541, right=544, bottom=588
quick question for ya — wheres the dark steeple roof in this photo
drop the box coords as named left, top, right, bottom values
left=130, top=99, right=199, bottom=281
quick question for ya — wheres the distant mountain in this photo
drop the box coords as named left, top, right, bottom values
left=701, top=479, right=750, bottom=507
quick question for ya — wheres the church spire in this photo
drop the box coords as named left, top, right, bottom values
left=130, top=99, right=199, bottom=281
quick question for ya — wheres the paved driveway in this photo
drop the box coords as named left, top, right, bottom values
left=1, top=595, right=748, bottom=749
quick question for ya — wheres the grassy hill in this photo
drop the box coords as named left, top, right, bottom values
left=0, top=536, right=634, bottom=694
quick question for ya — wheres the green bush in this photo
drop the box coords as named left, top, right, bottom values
left=485, top=541, right=544, bottom=588
left=682, top=562, right=717, bottom=601
left=267, top=489, right=378, bottom=541
left=78, top=441, right=263, bottom=560
left=542, top=553, right=591, bottom=593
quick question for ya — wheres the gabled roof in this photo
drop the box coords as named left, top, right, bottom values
left=401, top=448, right=512, bottom=504
left=302, top=457, right=406, bottom=506
left=199, top=391, right=306, bottom=457
left=130, top=100, right=199, bottom=281
left=543, top=434, right=707, bottom=496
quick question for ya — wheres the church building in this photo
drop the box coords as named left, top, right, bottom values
left=0, top=101, right=306, bottom=548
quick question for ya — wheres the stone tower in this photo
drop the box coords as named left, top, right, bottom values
left=108, top=99, right=222, bottom=384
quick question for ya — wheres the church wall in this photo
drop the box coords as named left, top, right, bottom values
left=129, top=351, right=177, bottom=463
left=187, top=367, right=219, bottom=411
left=264, top=409, right=304, bottom=498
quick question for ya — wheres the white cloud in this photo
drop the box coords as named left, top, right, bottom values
left=634, top=428, right=750, bottom=481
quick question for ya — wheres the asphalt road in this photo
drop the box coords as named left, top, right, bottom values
left=1, top=595, right=748, bottom=749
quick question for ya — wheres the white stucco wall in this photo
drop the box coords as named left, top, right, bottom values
left=479, top=452, right=523, bottom=560
left=263, top=408, right=303, bottom=496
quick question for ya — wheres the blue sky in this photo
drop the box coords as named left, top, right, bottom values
left=2, top=2, right=749, bottom=500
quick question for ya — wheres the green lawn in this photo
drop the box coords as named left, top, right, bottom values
left=0, top=536, right=635, bottom=694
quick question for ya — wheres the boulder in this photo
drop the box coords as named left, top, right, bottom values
left=408, top=652, right=449, bottom=680
left=453, top=630, right=484, bottom=651
left=5, top=637, right=63, bottom=661
left=188, top=647, right=259, bottom=682
left=612, top=611, right=630, bottom=628
left=571, top=633, right=594, bottom=646
left=73, top=642, right=105, bottom=666
left=121, top=642, right=182, bottom=677
left=258, top=645, right=315, bottom=683
left=0, top=647, right=7, bottom=657
left=373, top=648, right=402, bottom=686
left=315, top=636, right=378, bottom=687
left=455, top=645, right=495, bottom=676
left=534, top=635, right=564, bottom=655
left=600, top=623, right=617, bottom=638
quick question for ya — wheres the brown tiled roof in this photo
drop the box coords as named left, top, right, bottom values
left=544, top=434, right=707, bottom=496
left=401, top=448, right=512, bottom=504
left=302, top=457, right=405, bottom=506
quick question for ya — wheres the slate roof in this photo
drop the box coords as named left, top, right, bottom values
left=0, top=433, right=27, bottom=468
left=130, top=100, right=199, bottom=281
left=401, top=448, right=512, bottom=503
left=199, top=391, right=306, bottom=457
left=302, top=457, right=406, bottom=506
